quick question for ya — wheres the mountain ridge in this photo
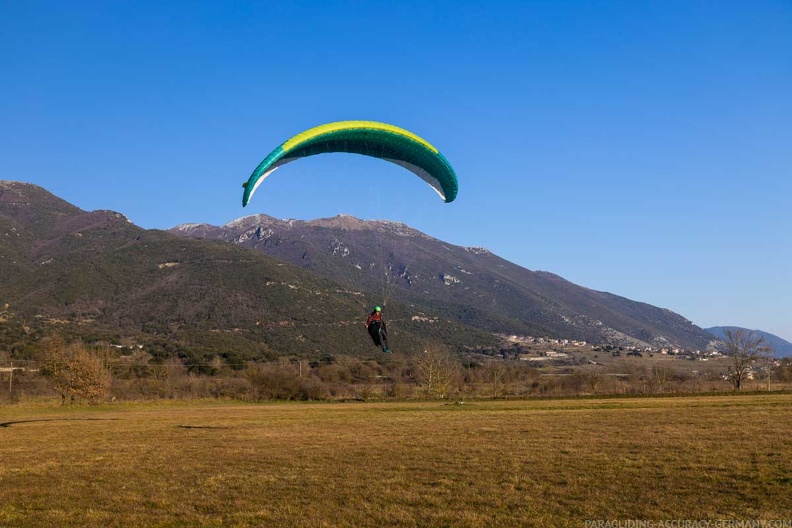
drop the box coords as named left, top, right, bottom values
left=170, top=212, right=716, bottom=351
left=705, top=326, right=792, bottom=358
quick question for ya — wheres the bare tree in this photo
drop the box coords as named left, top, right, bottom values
left=415, top=347, right=460, bottom=399
left=724, top=329, right=771, bottom=391
left=582, top=367, right=601, bottom=394
left=755, top=354, right=777, bottom=391
left=651, top=365, right=674, bottom=394
left=484, top=361, right=507, bottom=398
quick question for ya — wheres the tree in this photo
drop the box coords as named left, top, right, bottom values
left=775, top=358, right=792, bottom=383
left=484, top=362, right=508, bottom=397
left=724, top=329, right=771, bottom=391
left=40, top=337, right=111, bottom=405
left=650, top=365, right=675, bottom=394
left=415, top=347, right=460, bottom=399
left=755, top=354, right=777, bottom=391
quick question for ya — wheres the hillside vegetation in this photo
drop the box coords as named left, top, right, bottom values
left=0, top=181, right=496, bottom=363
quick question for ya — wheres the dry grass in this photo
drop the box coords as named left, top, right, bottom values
left=1, top=395, right=790, bottom=527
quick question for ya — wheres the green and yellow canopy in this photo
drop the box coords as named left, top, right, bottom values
left=242, top=121, right=458, bottom=206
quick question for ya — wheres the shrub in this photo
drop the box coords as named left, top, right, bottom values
left=39, top=337, right=111, bottom=405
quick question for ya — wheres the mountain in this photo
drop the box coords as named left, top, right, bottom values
left=0, top=180, right=718, bottom=364
left=170, top=214, right=716, bottom=350
left=705, top=326, right=792, bottom=358
left=1, top=181, right=492, bottom=363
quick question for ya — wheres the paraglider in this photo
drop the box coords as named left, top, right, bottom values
left=242, top=121, right=458, bottom=354
left=365, top=306, right=390, bottom=353
left=241, top=120, right=458, bottom=206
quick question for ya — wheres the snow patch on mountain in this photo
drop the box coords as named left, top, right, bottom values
left=330, top=239, right=350, bottom=256
left=171, top=223, right=208, bottom=232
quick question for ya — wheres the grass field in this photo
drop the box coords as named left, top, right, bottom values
left=1, top=394, right=790, bottom=527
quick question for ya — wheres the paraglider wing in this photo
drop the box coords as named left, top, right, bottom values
left=242, top=121, right=458, bottom=206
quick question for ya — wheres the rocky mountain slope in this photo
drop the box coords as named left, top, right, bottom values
left=171, top=214, right=716, bottom=350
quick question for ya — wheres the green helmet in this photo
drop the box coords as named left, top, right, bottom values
left=374, top=306, right=381, bottom=312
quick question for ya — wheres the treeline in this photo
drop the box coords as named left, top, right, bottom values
left=2, top=337, right=792, bottom=404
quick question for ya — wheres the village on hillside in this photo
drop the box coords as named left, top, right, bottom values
left=494, top=334, right=782, bottom=382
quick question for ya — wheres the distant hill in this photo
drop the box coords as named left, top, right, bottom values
left=705, top=327, right=792, bottom=358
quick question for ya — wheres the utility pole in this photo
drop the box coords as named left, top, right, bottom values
left=8, top=361, right=12, bottom=392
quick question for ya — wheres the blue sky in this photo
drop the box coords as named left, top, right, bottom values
left=2, top=1, right=790, bottom=341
